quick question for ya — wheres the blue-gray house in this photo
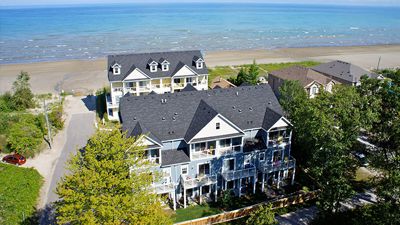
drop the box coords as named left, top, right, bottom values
left=119, top=84, right=296, bottom=210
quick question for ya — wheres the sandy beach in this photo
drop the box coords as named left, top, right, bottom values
left=0, top=45, right=399, bottom=94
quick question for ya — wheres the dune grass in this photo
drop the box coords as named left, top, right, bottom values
left=0, top=163, right=43, bottom=225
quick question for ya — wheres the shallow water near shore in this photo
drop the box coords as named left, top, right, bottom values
left=1, top=3, right=400, bottom=64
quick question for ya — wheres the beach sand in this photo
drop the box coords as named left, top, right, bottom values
left=0, top=45, right=399, bottom=94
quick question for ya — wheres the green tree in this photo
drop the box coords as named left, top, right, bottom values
left=358, top=70, right=400, bottom=217
left=278, top=80, right=308, bottom=118
left=12, top=71, right=35, bottom=110
left=247, top=60, right=260, bottom=85
left=235, top=67, right=248, bottom=86
left=246, top=204, right=277, bottom=225
left=8, top=119, right=43, bottom=156
left=55, top=129, right=171, bottom=225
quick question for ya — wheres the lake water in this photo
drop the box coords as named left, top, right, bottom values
left=1, top=3, right=399, bottom=64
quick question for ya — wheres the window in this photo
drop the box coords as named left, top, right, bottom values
left=174, top=78, right=181, bottom=83
left=150, top=65, right=157, bottom=72
left=139, top=81, right=147, bottom=87
left=224, top=158, right=235, bottom=171
left=201, top=185, right=210, bottom=194
left=181, top=165, right=188, bottom=175
left=162, top=64, right=169, bottom=71
left=196, top=62, right=203, bottom=69
left=259, top=152, right=265, bottom=161
left=194, top=143, right=206, bottom=152
left=311, top=86, right=318, bottom=95
left=186, top=77, right=193, bottom=84
left=216, top=122, right=220, bottom=130
left=219, top=139, right=231, bottom=148
left=198, top=163, right=210, bottom=176
left=108, top=109, right=113, bottom=117
left=113, top=67, right=120, bottom=75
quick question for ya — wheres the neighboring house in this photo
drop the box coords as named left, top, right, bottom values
left=312, top=60, right=382, bottom=86
left=106, top=50, right=209, bottom=120
left=268, top=66, right=337, bottom=98
left=120, top=84, right=296, bottom=210
left=210, top=76, right=236, bottom=89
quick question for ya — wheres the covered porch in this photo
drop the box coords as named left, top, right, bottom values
left=179, top=174, right=218, bottom=208
left=221, top=167, right=257, bottom=197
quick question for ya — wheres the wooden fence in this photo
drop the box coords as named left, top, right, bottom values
left=174, top=190, right=320, bottom=225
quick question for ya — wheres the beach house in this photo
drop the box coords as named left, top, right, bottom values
left=106, top=50, right=209, bottom=120
left=119, top=84, right=296, bottom=210
left=268, top=65, right=338, bottom=98
left=312, top=60, right=382, bottom=86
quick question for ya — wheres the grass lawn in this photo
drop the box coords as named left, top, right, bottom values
left=0, top=163, right=43, bottom=225
left=172, top=204, right=223, bottom=223
left=208, top=61, right=321, bottom=86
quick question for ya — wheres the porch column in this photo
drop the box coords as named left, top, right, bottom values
left=199, top=186, right=202, bottom=204
left=160, top=78, right=163, bottom=89
left=214, top=183, right=218, bottom=202
left=172, top=191, right=176, bottom=211
left=224, top=180, right=227, bottom=191
left=135, top=82, right=139, bottom=95
left=277, top=171, right=281, bottom=189
left=239, top=179, right=242, bottom=197
left=171, top=79, right=174, bottom=93
left=183, top=187, right=187, bottom=208
left=291, top=168, right=296, bottom=185
left=195, top=77, right=199, bottom=87
left=261, top=174, right=265, bottom=192
left=253, top=176, right=256, bottom=194
left=266, top=172, right=269, bottom=191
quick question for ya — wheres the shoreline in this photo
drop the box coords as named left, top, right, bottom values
left=1, top=44, right=399, bottom=94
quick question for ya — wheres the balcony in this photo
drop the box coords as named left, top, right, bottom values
left=152, top=182, right=175, bottom=194
left=106, top=94, right=118, bottom=108
left=259, top=156, right=296, bottom=173
left=268, top=137, right=290, bottom=148
left=173, top=83, right=185, bottom=89
left=112, top=87, right=123, bottom=93
left=144, top=156, right=160, bottom=164
left=219, top=145, right=241, bottom=156
left=125, top=87, right=137, bottom=93
left=192, top=149, right=216, bottom=160
left=222, top=167, right=257, bottom=181
left=151, top=84, right=161, bottom=89
left=243, top=138, right=266, bottom=152
left=180, top=174, right=217, bottom=189
left=138, top=86, right=151, bottom=92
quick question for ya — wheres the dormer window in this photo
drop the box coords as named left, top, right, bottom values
left=149, top=61, right=158, bottom=72
left=161, top=60, right=170, bottom=72
left=195, top=58, right=204, bottom=69
left=112, top=63, right=121, bottom=75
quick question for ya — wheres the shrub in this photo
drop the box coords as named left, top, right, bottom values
left=8, top=120, right=43, bottom=157
left=246, top=204, right=277, bottom=225
left=49, top=103, right=64, bottom=130
left=0, top=92, right=14, bottom=112
left=11, top=71, right=35, bottom=110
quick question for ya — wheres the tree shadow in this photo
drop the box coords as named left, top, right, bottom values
left=21, top=203, right=57, bottom=225
left=81, top=95, right=97, bottom=112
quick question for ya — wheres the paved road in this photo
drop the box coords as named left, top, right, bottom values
left=46, top=113, right=95, bottom=204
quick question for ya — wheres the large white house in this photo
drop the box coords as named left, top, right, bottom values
left=106, top=50, right=209, bottom=120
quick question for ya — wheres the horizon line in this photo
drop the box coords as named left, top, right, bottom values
left=1, top=1, right=400, bottom=9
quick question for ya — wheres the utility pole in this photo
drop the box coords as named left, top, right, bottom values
left=43, top=99, right=52, bottom=149
left=377, top=56, right=381, bottom=71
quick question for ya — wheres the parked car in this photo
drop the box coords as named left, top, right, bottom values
left=2, top=153, right=26, bottom=165
left=353, top=152, right=369, bottom=167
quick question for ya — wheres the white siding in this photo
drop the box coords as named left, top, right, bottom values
left=124, top=68, right=149, bottom=81
left=192, top=115, right=242, bottom=141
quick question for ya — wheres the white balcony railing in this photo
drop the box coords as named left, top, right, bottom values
left=125, top=87, right=137, bottom=93
left=219, top=145, right=241, bottom=156
left=268, top=137, right=290, bottom=148
left=151, top=84, right=161, bottom=89
left=173, top=83, right=185, bottom=89
left=260, top=157, right=296, bottom=173
left=138, top=86, right=151, bottom=92
left=180, top=174, right=217, bottom=189
left=151, top=181, right=175, bottom=194
left=222, top=167, right=257, bottom=181
left=191, top=149, right=216, bottom=160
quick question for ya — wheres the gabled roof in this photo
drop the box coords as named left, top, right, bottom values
left=108, top=50, right=208, bottom=81
left=312, top=60, right=378, bottom=83
left=161, top=149, right=190, bottom=166
left=269, top=65, right=334, bottom=87
left=120, top=84, right=286, bottom=143
left=181, top=84, right=197, bottom=92
left=129, top=122, right=162, bottom=147
left=184, top=100, right=219, bottom=142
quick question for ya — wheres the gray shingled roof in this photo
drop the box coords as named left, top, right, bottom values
left=120, top=84, right=285, bottom=143
left=312, top=60, right=378, bottom=83
left=181, top=84, right=198, bottom=92
left=161, top=149, right=190, bottom=166
left=269, top=65, right=335, bottom=87
left=107, top=50, right=208, bottom=82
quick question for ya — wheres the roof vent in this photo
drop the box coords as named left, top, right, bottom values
left=133, top=117, right=137, bottom=120
left=162, top=117, right=166, bottom=121
left=236, top=92, right=239, bottom=96
left=232, top=106, right=236, bottom=109
left=174, top=112, right=178, bottom=115
left=238, top=109, right=242, bottom=113
left=172, top=117, right=176, bottom=121
left=268, top=101, right=271, bottom=105
left=249, top=107, right=253, bottom=111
